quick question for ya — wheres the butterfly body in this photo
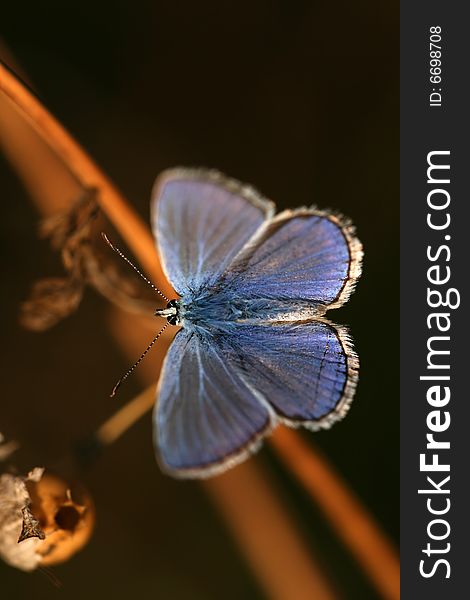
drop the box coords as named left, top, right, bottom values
left=176, top=292, right=304, bottom=329
left=150, top=168, right=363, bottom=478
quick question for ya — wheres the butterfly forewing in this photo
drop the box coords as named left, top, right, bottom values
left=151, top=169, right=274, bottom=296
left=154, top=329, right=275, bottom=478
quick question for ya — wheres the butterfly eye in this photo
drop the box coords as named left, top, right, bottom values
left=155, top=299, right=181, bottom=325
left=166, top=299, right=179, bottom=310
left=167, top=314, right=179, bottom=325
left=166, top=300, right=181, bottom=325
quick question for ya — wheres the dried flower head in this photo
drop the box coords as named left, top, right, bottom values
left=0, top=468, right=45, bottom=571
left=29, top=471, right=95, bottom=567
left=0, top=468, right=94, bottom=571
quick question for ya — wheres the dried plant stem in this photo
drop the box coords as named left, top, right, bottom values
left=205, top=464, right=337, bottom=600
left=270, top=427, right=400, bottom=600
left=0, top=62, right=173, bottom=297
left=96, top=384, right=157, bottom=446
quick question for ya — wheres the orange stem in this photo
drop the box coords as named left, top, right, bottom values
left=0, top=61, right=173, bottom=296
left=205, top=463, right=338, bottom=600
left=270, top=427, right=400, bottom=600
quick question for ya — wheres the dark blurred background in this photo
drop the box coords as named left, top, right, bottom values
left=0, top=1, right=398, bottom=598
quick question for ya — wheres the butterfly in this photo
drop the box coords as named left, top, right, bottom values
left=137, top=168, right=362, bottom=478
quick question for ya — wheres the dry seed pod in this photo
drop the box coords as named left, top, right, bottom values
left=0, top=469, right=94, bottom=571
left=29, top=471, right=95, bottom=567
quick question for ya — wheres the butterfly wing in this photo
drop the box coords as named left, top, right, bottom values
left=214, top=210, right=361, bottom=428
left=154, top=328, right=276, bottom=478
left=222, top=208, right=363, bottom=318
left=227, top=319, right=358, bottom=429
left=151, top=168, right=274, bottom=296
left=152, top=173, right=362, bottom=477
left=155, top=319, right=356, bottom=479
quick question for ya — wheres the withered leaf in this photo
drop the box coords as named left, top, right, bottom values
left=21, top=187, right=157, bottom=332
left=19, top=277, right=84, bottom=331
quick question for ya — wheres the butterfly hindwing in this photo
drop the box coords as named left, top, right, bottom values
left=228, top=319, right=358, bottom=429
left=155, top=318, right=356, bottom=478
left=222, top=208, right=362, bottom=317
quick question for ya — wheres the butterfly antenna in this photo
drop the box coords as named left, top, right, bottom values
left=110, top=322, right=169, bottom=398
left=101, top=232, right=170, bottom=303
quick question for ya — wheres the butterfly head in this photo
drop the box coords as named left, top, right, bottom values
left=155, top=299, right=182, bottom=326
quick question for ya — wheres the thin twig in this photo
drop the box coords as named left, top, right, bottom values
left=96, top=384, right=156, bottom=446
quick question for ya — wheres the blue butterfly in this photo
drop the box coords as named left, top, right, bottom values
left=147, top=168, right=363, bottom=478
